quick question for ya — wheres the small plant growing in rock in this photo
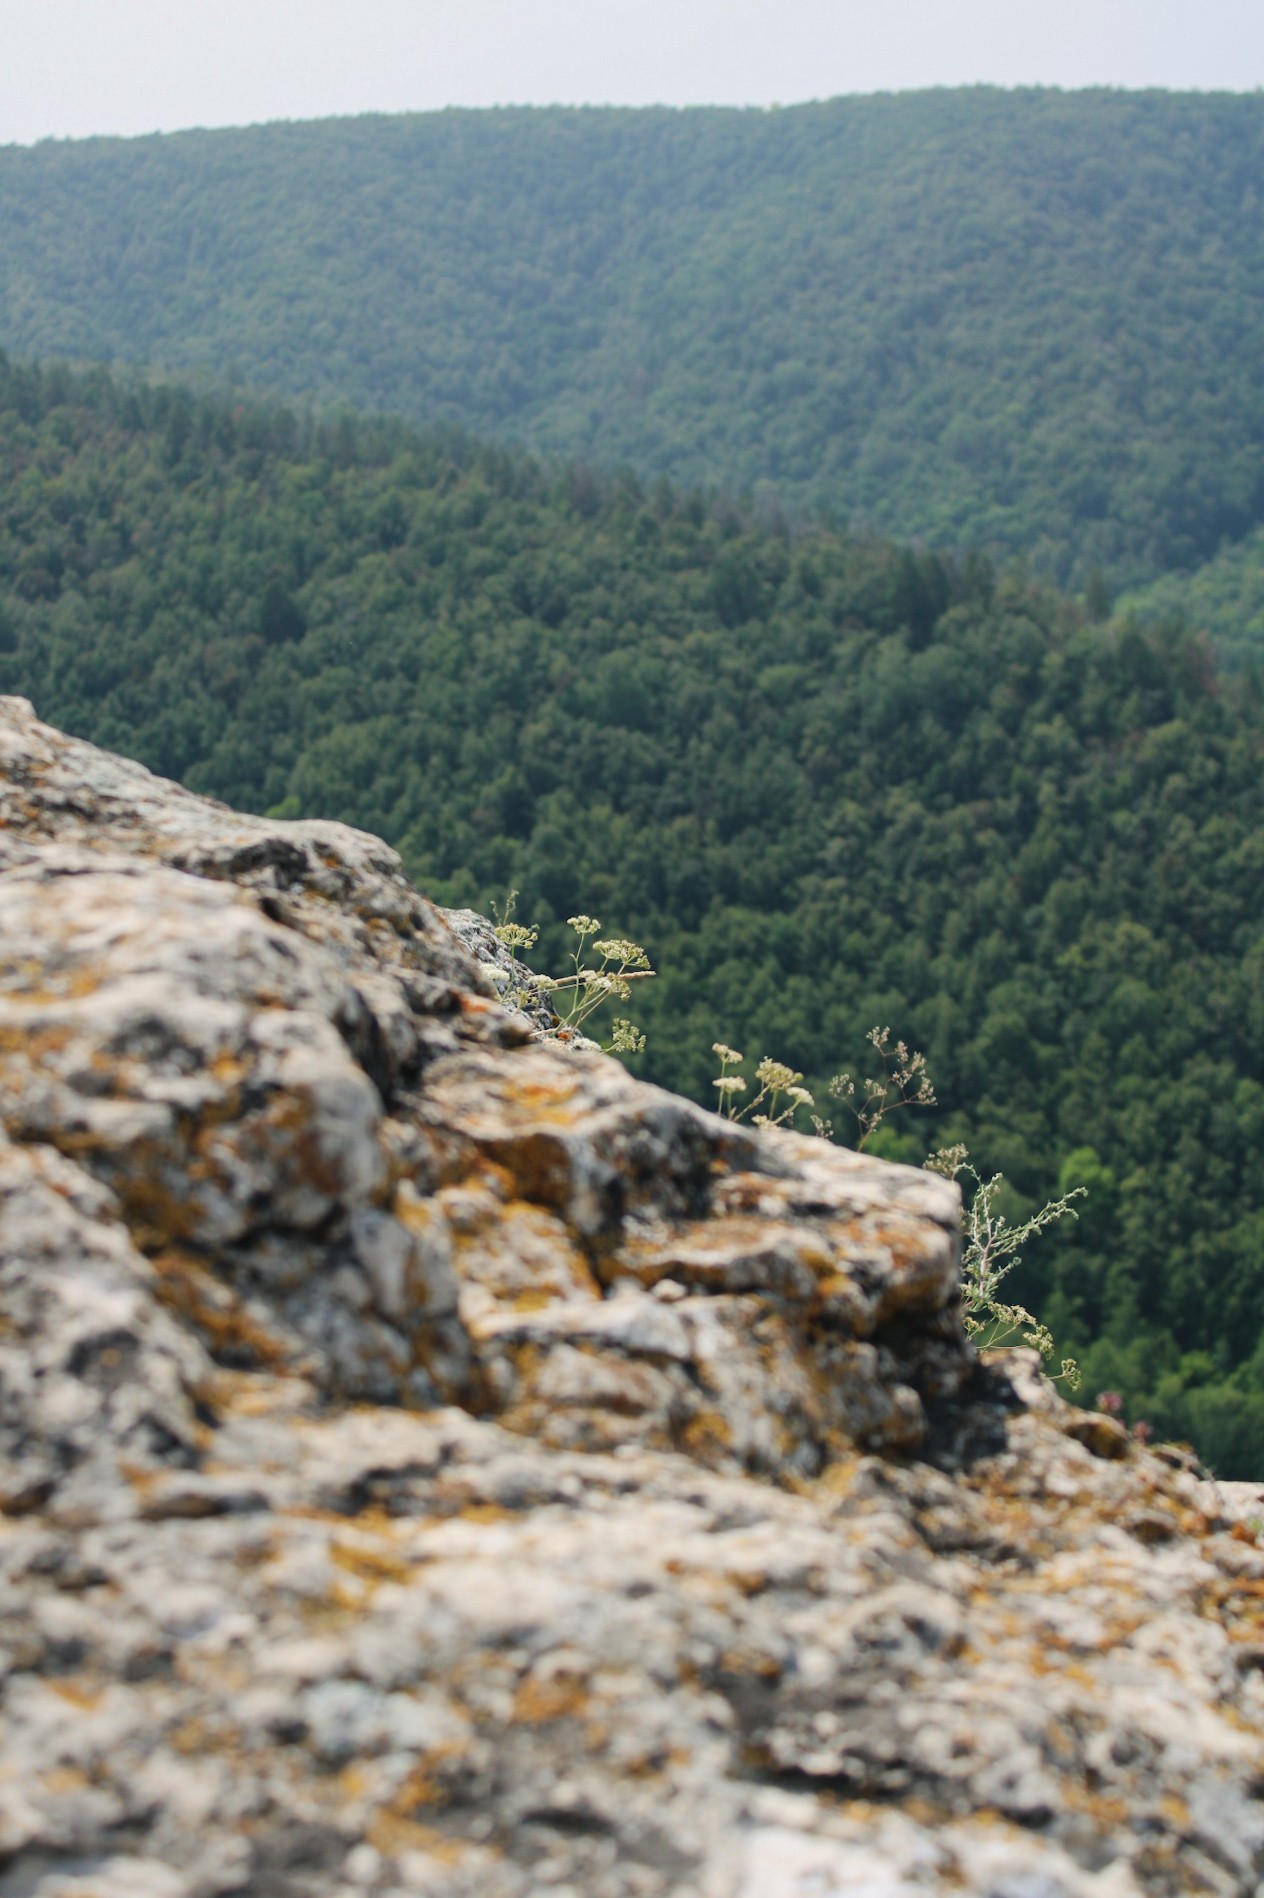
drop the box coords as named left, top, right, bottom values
left=533, top=916, right=655, bottom=1039
left=711, top=1028, right=934, bottom=1148
left=813, top=1028, right=936, bottom=1148
left=492, top=902, right=654, bottom=1054
left=711, top=1045, right=816, bottom=1127
left=710, top=1030, right=1082, bottom=1389
left=506, top=904, right=1083, bottom=1389
left=925, top=1144, right=1083, bottom=1388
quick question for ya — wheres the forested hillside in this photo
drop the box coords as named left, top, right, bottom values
left=4, top=90, right=1264, bottom=588
left=4, top=358, right=1264, bottom=1467
left=1123, top=527, right=1264, bottom=669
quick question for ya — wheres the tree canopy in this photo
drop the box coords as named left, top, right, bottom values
left=1123, top=527, right=1264, bottom=670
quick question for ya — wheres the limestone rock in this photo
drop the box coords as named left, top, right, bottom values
left=1, top=696, right=1263, bottom=1896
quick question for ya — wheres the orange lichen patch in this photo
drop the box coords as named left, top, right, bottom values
left=711, top=1172, right=797, bottom=1218
left=115, top=1167, right=206, bottom=1251
left=395, top=1179, right=453, bottom=1236
left=1176, top=1507, right=1217, bottom=1538
left=1215, top=1699, right=1264, bottom=1740
left=1225, top=1631, right=1264, bottom=1668
left=900, top=1796, right=956, bottom=1832
left=117, top=1461, right=163, bottom=1497
left=1203, top=1575, right=1264, bottom=1606
left=502, top=1073, right=588, bottom=1113
left=1184, top=1579, right=1264, bottom=1624
left=512, top=1288, right=558, bottom=1312
left=330, top=1538, right=414, bottom=1587
left=456, top=993, right=499, bottom=1021
left=443, top=1190, right=599, bottom=1307
left=272, top=1501, right=369, bottom=1526
left=168, top=1716, right=219, bottom=1756
left=723, top=1569, right=772, bottom=1600
left=807, top=1454, right=865, bottom=1501
left=1159, top=1791, right=1192, bottom=1828
left=236, top=1093, right=351, bottom=1200
left=42, top=1767, right=92, bottom=1796
left=475, top=1129, right=575, bottom=1208
left=0, top=962, right=105, bottom=1002
left=423, top=1495, right=512, bottom=1525
left=151, top=1250, right=294, bottom=1368
left=411, top=1163, right=508, bottom=1226
left=0, top=1020, right=75, bottom=1061
left=1054, top=1660, right=1109, bottom=1694
left=46, top=1679, right=103, bottom=1710
left=337, top=1763, right=371, bottom=1803
left=214, top=1370, right=312, bottom=1419
left=1058, top=1782, right=1133, bottom=1831
left=444, top=1076, right=593, bottom=1147
left=367, top=1810, right=473, bottom=1864
left=812, top=1271, right=875, bottom=1329
left=617, top=1215, right=833, bottom=1294
left=716, top=1646, right=783, bottom=1683
left=865, top=1219, right=955, bottom=1315
left=232, top=1536, right=280, bottom=1572
left=382, top=1747, right=476, bottom=1823
left=615, top=1742, right=691, bottom=1779
left=292, top=1591, right=368, bottom=1637
left=330, top=1577, right=371, bottom=1612
left=512, top=1673, right=590, bottom=1725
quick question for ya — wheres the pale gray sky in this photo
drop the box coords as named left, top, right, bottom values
left=2, top=0, right=1261, bottom=146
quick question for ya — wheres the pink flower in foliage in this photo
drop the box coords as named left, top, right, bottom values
left=1097, top=1391, right=1124, bottom=1415
left=1132, top=1420, right=1153, bottom=1444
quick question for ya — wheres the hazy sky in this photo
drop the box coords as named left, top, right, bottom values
left=3, top=0, right=1262, bottom=146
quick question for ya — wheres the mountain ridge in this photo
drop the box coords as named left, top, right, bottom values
left=5, top=88, right=1264, bottom=586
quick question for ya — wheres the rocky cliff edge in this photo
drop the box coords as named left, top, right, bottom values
left=1, top=697, right=1262, bottom=1898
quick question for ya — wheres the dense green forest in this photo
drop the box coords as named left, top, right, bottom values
left=5, top=91, right=1264, bottom=590
left=1123, top=526, right=1264, bottom=669
left=4, top=357, right=1264, bottom=1469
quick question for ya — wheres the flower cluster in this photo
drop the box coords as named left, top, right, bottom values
left=823, top=1028, right=936, bottom=1149
left=711, top=1045, right=814, bottom=1128
left=492, top=904, right=654, bottom=1056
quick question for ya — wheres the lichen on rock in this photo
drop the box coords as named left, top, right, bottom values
left=2, top=696, right=1264, bottom=1896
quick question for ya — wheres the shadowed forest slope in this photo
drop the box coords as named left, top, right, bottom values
left=4, top=90, right=1264, bottom=588
left=4, top=360, right=1264, bottom=1466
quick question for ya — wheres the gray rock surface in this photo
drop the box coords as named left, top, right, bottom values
left=1, top=696, right=1263, bottom=1896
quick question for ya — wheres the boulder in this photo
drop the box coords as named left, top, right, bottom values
left=1, top=697, right=1262, bottom=1897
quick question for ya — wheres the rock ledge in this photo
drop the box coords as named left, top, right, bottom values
left=2, top=699, right=1262, bottom=1898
